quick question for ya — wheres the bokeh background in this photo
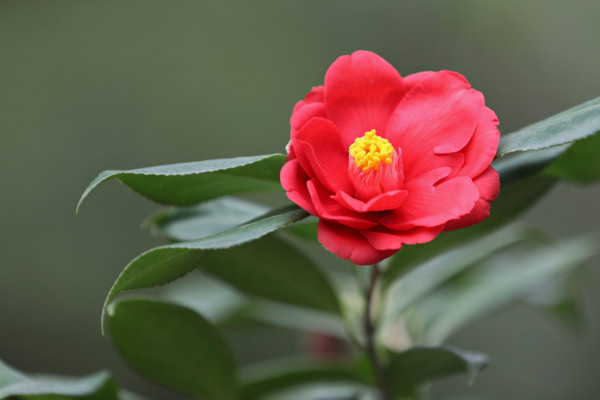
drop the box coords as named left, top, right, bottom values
left=1, top=1, right=600, bottom=399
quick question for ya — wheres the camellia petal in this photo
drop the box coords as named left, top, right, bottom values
left=290, top=102, right=326, bottom=137
left=385, top=71, right=483, bottom=175
left=281, top=51, right=500, bottom=265
left=318, top=220, right=396, bottom=265
left=444, top=166, right=500, bottom=230
left=381, top=176, right=480, bottom=230
left=362, top=225, right=444, bottom=251
left=458, top=106, right=501, bottom=178
left=294, top=118, right=354, bottom=194
left=307, top=179, right=378, bottom=230
left=324, top=51, right=405, bottom=147
left=280, top=159, right=317, bottom=215
left=333, top=189, right=408, bottom=213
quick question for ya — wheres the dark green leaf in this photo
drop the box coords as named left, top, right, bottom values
left=385, top=347, right=488, bottom=398
left=107, top=298, right=236, bottom=400
left=411, top=235, right=599, bottom=344
left=0, top=359, right=118, bottom=400
left=544, top=131, right=600, bottom=183
left=101, top=205, right=309, bottom=330
left=77, top=154, right=285, bottom=212
left=383, top=176, right=555, bottom=288
left=497, top=96, right=600, bottom=156
left=240, top=358, right=363, bottom=400
left=202, top=235, right=342, bottom=315
left=144, top=197, right=269, bottom=241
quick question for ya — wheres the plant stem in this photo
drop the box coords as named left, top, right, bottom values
left=363, top=263, right=392, bottom=400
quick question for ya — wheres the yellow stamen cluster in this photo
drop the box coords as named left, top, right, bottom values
left=349, top=129, right=394, bottom=172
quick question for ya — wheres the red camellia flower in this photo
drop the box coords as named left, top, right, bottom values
left=280, top=51, right=500, bottom=265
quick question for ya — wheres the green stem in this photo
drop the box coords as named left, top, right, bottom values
left=363, top=263, right=392, bottom=400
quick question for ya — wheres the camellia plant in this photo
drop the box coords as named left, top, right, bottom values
left=2, top=51, right=600, bottom=400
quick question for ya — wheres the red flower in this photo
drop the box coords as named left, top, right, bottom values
left=281, top=51, right=500, bottom=265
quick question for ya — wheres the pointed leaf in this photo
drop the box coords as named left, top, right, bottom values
left=102, top=205, right=309, bottom=328
left=385, top=347, right=488, bottom=398
left=107, top=298, right=237, bottom=400
left=145, top=197, right=269, bottom=241
left=77, top=154, right=285, bottom=211
left=202, top=235, right=342, bottom=315
left=497, top=96, right=600, bottom=156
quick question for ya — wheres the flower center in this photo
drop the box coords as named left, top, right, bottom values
left=349, top=129, right=394, bottom=172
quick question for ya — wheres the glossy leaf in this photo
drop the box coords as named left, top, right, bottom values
left=383, top=176, right=555, bottom=288
left=497, top=96, right=600, bottom=156
left=240, top=358, right=363, bottom=400
left=382, top=226, right=535, bottom=324
left=107, top=298, right=237, bottom=400
left=0, top=359, right=118, bottom=400
left=385, top=347, right=488, bottom=398
left=411, top=235, right=599, bottom=345
left=202, top=235, right=342, bottom=315
left=544, top=131, right=600, bottom=182
left=102, top=205, right=309, bottom=328
left=145, top=197, right=269, bottom=241
left=77, top=154, right=285, bottom=211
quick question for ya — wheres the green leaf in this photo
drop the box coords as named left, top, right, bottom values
left=383, top=176, right=555, bottom=288
left=411, top=235, right=599, bottom=345
left=202, top=235, right=342, bottom=315
left=107, top=298, right=237, bottom=400
left=101, top=205, right=309, bottom=330
left=144, top=197, right=269, bottom=241
left=77, top=154, right=285, bottom=212
left=385, top=347, right=488, bottom=398
left=382, top=225, right=535, bottom=325
left=240, top=358, right=363, bottom=400
left=497, top=96, right=600, bottom=156
left=0, top=359, right=118, bottom=400
left=544, top=131, right=600, bottom=183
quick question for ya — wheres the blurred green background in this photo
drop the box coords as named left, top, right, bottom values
left=1, top=1, right=600, bottom=399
